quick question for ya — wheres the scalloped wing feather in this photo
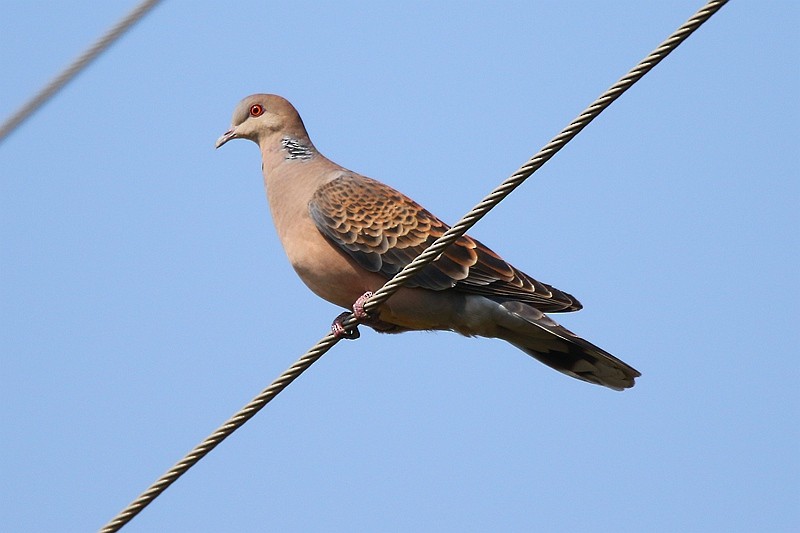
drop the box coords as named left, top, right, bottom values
left=308, top=174, right=581, bottom=312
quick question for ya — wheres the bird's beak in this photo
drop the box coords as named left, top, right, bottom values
left=215, top=127, right=238, bottom=149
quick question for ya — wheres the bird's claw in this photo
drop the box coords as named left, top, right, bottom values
left=331, top=292, right=374, bottom=340
left=353, top=291, right=374, bottom=320
left=331, top=312, right=360, bottom=340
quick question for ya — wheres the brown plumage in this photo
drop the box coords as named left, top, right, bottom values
left=309, top=174, right=580, bottom=312
left=217, top=94, right=640, bottom=390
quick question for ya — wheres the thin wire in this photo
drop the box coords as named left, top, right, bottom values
left=361, top=0, right=729, bottom=316
left=0, top=0, right=163, bottom=145
left=99, top=1, right=728, bottom=531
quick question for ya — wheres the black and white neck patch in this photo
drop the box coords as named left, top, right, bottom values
left=281, top=137, right=314, bottom=160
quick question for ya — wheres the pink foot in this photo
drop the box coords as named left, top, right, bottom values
left=352, top=291, right=374, bottom=320
left=330, top=292, right=374, bottom=340
left=331, top=312, right=360, bottom=340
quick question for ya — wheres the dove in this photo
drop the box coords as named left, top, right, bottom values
left=216, top=94, right=640, bottom=390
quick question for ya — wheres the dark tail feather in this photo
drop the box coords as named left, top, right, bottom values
left=494, top=300, right=640, bottom=391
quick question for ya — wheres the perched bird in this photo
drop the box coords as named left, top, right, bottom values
left=216, top=94, right=640, bottom=390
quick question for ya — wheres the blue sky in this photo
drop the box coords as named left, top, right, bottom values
left=1, top=1, right=798, bottom=531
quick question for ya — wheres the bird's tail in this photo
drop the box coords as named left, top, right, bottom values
left=491, top=300, right=640, bottom=390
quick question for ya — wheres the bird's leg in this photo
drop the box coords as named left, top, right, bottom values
left=330, top=291, right=374, bottom=340
left=330, top=292, right=373, bottom=339
left=352, top=291, right=374, bottom=320
left=332, top=291, right=407, bottom=337
left=331, top=312, right=360, bottom=339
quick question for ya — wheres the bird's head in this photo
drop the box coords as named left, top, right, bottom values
left=215, top=94, right=307, bottom=149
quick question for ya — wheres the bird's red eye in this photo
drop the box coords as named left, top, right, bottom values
left=249, top=104, right=264, bottom=117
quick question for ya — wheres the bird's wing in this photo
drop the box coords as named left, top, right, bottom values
left=309, top=174, right=581, bottom=312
